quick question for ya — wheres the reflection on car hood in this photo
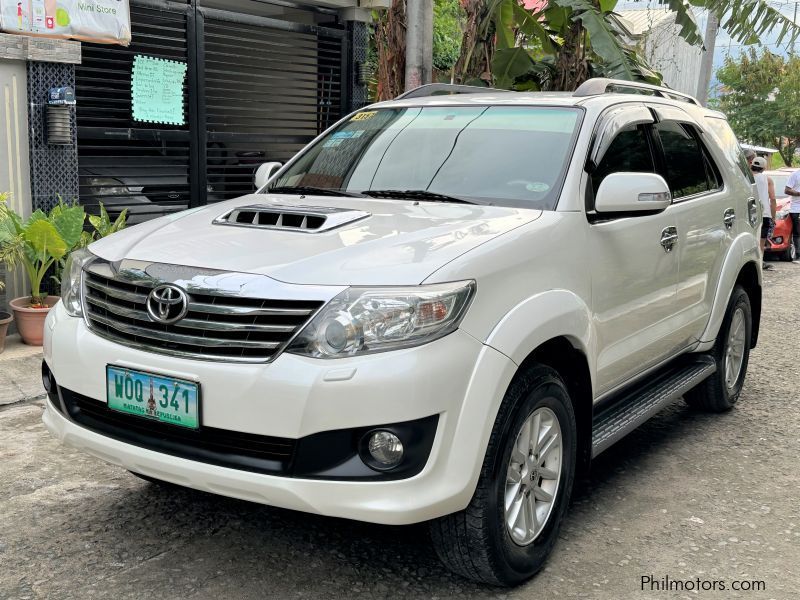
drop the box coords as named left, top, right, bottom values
left=89, top=194, right=542, bottom=285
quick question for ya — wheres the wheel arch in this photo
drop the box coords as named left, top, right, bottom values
left=698, top=233, right=762, bottom=349
left=735, top=261, right=761, bottom=348
left=482, top=290, right=595, bottom=475
left=516, top=337, right=593, bottom=475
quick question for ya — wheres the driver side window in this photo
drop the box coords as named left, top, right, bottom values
left=591, top=124, right=656, bottom=197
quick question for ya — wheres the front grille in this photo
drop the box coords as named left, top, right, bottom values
left=61, top=388, right=295, bottom=475
left=83, top=270, right=323, bottom=363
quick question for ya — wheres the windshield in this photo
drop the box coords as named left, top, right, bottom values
left=269, top=106, right=582, bottom=210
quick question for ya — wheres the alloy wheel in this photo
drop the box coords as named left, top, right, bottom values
left=504, top=406, right=563, bottom=546
left=724, top=307, right=747, bottom=392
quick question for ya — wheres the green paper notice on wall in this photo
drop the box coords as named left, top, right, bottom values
left=131, top=55, right=187, bottom=126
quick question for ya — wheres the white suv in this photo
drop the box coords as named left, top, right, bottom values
left=43, top=79, right=762, bottom=586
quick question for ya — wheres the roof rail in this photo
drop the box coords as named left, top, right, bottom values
left=573, top=78, right=699, bottom=106
left=395, top=83, right=508, bottom=100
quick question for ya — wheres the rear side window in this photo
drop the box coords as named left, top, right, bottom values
left=704, top=116, right=754, bottom=183
left=655, top=121, right=721, bottom=199
left=591, top=124, right=655, bottom=195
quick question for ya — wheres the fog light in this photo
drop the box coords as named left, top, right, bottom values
left=367, top=430, right=404, bottom=468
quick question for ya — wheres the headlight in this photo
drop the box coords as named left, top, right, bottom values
left=61, top=248, right=96, bottom=317
left=287, top=280, right=476, bottom=358
left=776, top=209, right=789, bottom=220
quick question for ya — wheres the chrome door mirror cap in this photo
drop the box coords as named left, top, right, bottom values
left=595, top=172, right=672, bottom=214
left=254, top=162, right=283, bottom=191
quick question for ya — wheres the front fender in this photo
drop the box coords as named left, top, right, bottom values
left=481, top=289, right=595, bottom=391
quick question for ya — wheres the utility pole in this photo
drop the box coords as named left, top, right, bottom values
left=696, top=10, right=720, bottom=105
left=405, top=0, right=433, bottom=91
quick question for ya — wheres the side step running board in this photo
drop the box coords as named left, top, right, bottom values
left=591, top=356, right=717, bottom=457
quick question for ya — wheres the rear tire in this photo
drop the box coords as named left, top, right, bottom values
left=684, top=286, right=751, bottom=412
left=430, top=365, right=577, bottom=586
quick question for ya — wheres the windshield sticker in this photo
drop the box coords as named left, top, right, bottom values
left=323, top=138, right=345, bottom=148
left=351, top=111, right=377, bottom=121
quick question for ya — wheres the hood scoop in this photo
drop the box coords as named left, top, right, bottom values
left=213, top=204, right=370, bottom=233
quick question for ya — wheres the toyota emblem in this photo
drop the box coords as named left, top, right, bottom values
left=146, top=284, right=189, bottom=324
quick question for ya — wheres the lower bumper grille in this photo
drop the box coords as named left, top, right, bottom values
left=59, top=387, right=296, bottom=475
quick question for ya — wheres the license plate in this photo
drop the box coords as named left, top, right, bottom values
left=106, top=366, right=200, bottom=429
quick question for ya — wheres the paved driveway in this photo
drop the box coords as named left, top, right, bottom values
left=1, top=263, right=799, bottom=599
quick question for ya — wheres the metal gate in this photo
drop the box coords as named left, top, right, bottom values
left=75, top=0, right=347, bottom=223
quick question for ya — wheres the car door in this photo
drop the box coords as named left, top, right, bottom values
left=586, top=107, right=682, bottom=396
left=651, top=112, right=730, bottom=348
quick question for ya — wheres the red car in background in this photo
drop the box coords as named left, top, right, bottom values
left=764, top=168, right=797, bottom=262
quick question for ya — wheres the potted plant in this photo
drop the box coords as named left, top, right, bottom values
left=0, top=278, right=11, bottom=354
left=0, top=194, right=85, bottom=345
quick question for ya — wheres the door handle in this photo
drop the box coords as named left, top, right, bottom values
left=723, top=208, right=736, bottom=229
left=660, top=226, right=678, bottom=252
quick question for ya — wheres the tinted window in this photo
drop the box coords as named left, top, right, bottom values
left=704, top=117, right=754, bottom=183
left=591, top=124, right=655, bottom=195
left=656, top=121, right=716, bottom=199
left=271, top=106, right=582, bottom=210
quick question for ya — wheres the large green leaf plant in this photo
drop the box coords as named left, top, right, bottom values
left=0, top=195, right=85, bottom=307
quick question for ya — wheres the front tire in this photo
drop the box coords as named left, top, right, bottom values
left=684, top=286, right=752, bottom=412
left=781, top=243, right=796, bottom=262
left=430, top=365, right=577, bottom=586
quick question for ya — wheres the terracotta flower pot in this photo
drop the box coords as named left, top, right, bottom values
left=9, top=296, right=60, bottom=346
left=0, top=310, right=12, bottom=354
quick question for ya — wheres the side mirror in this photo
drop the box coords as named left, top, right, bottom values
left=595, top=172, right=671, bottom=213
left=254, top=162, right=283, bottom=190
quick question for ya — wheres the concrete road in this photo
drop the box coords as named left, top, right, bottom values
left=2, top=263, right=799, bottom=600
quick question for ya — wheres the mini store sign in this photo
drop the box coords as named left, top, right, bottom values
left=0, top=0, right=131, bottom=45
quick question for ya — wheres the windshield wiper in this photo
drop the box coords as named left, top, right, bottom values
left=361, top=189, right=477, bottom=204
left=268, top=186, right=364, bottom=198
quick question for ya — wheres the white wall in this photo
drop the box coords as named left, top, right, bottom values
left=641, top=21, right=703, bottom=96
left=0, top=58, right=31, bottom=303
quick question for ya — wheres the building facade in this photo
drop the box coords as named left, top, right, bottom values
left=1, top=0, right=385, bottom=302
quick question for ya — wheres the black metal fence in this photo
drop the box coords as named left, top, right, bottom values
left=74, top=0, right=349, bottom=222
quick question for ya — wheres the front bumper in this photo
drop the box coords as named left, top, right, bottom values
left=43, top=301, right=517, bottom=524
left=767, top=216, right=792, bottom=251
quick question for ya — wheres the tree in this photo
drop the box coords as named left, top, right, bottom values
left=433, top=0, right=464, bottom=73
left=716, top=49, right=800, bottom=166
left=373, top=0, right=406, bottom=101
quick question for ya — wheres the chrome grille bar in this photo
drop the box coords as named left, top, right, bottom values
left=84, top=296, right=296, bottom=333
left=187, top=302, right=315, bottom=317
left=87, top=311, right=283, bottom=349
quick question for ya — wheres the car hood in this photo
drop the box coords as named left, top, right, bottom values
left=89, top=194, right=542, bottom=285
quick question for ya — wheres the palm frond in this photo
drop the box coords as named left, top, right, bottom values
left=664, top=0, right=705, bottom=47
left=691, top=0, right=800, bottom=45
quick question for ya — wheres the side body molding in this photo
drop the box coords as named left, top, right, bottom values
left=482, top=289, right=595, bottom=391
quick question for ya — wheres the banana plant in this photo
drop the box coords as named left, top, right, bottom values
left=0, top=195, right=85, bottom=307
